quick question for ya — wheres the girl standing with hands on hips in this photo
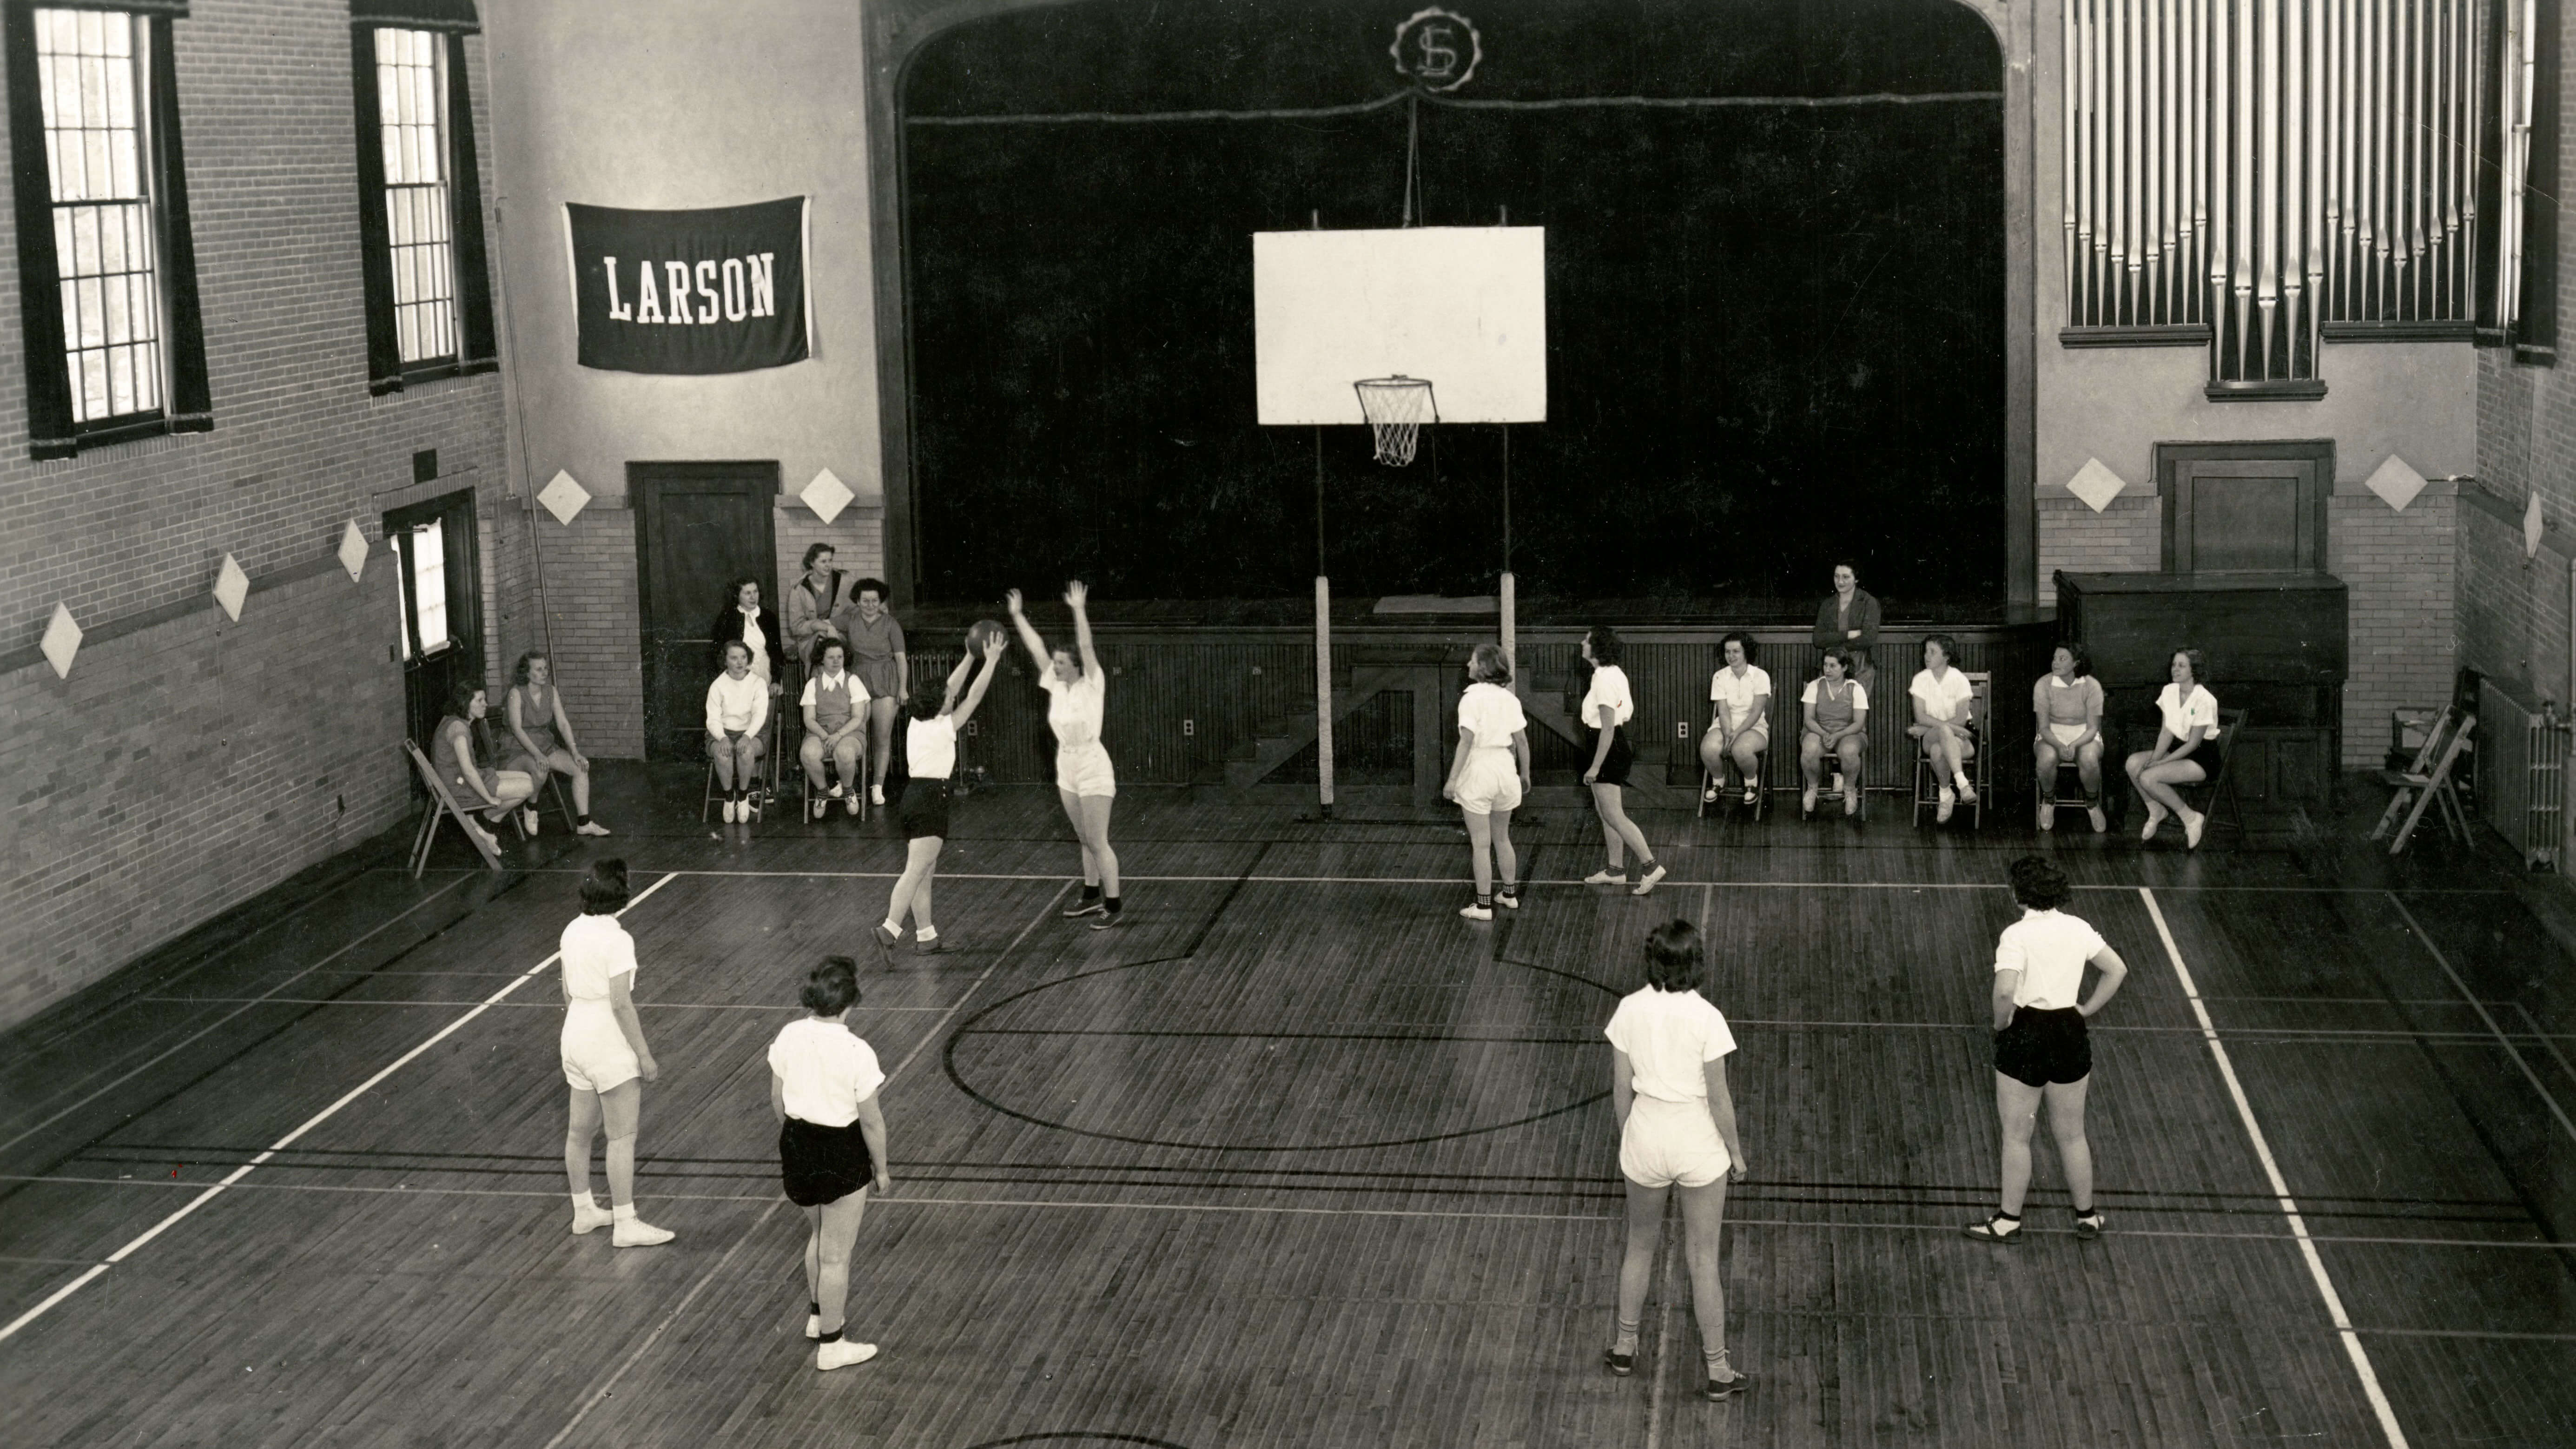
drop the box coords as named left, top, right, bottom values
left=1009, top=582, right=1124, bottom=928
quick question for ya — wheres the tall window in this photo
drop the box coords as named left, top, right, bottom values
left=5, top=1, right=210, bottom=459
left=350, top=3, right=495, bottom=393
left=37, top=9, right=162, bottom=424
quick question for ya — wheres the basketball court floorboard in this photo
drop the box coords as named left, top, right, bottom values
left=1, top=780, right=2570, bottom=1447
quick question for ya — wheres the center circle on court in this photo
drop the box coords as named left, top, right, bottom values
left=944, top=955, right=1617, bottom=1151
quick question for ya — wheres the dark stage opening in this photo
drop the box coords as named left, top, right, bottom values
left=901, top=0, right=2005, bottom=612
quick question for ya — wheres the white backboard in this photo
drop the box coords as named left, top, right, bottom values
left=1253, top=226, right=1546, bottom=425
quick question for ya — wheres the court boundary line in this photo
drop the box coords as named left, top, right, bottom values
left=0, top=872, right=681, bottom=1347
left=568, top=867, right=2510, bottom=895
left=2386, top=893, right=2576, bottom=1148
left=537, top=878, right=1072, bottom=1449
left=2140, top=887, right=2410, bottom=1449
left=0, top=874, right=476, bottom=1156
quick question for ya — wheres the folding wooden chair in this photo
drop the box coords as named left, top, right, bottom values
left=2164, top=708, right=2251, bottom=844
left=1912, top=672, right=1990, bottom=827
left=404, top=740, right=506, bottom=877
left=2370, top=709, right=2475, bottom=855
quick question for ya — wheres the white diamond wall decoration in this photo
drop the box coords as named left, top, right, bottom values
left=2064, top=457, right=2128, bottom=512
left=801, top=468, right=854, bottom=525
left=538, top=469, right=591, bottom=525
left=2362, top=453, right=2428, bottom=511
left=212, top=554, right=250, bottom=621
left=40, top=603, right=80, bottom=679
left=338, top=521, right=370, bottom=582
left=2526, top=490, right=2548, bottom=559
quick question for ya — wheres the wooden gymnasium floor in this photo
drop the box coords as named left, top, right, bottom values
left=2, top=774, right=2573, bottom=1448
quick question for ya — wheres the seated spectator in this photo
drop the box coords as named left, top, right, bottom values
left=2125, top=647, right=2219, bottom=849
left=710, top=577, right=785, bottom=688
left=800, top=637, right=870, bottom=820
left=786, top=544, right=848, bottom=660
left=431, top=678, right=534, bottom=855
left=1698, top=632, right=1771, bottom=807
left=708, top=640, right=771, bottom=823
left=2033, top=643, right=2107, bottom=833
left=503, top=651, right=611, bottom=838
left=1909, top=634, right=1978, bottom=823
left=1798, top=646, right=1869, bottom=819
left=1811, top=562, right=1881, bottom=688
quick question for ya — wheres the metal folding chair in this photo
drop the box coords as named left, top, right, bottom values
left=404, top=740, right=505, bottom=877
left=1911, top=672, right=1990, bottom=827
left=2370, top=709, right=2475, bottom=855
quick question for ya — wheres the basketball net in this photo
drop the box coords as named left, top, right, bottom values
left=1353, top=376, right=1436, bottom=466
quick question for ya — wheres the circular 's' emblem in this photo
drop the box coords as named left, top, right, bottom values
left=1391, top=7, right=1481, bottom=93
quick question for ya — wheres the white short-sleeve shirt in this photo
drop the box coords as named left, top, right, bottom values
left=1995, top=907, right=2109, bottom=1010
left=1457, top=681, right=1526, bottom=749
left=559, top=913, right=637, bottom=1004
left=906, top=714, right=958, bottom=780
left=1800, top=677, right=1869, bottom=712
left=1909, top=666, right=1975, bottom=724
left=1604, top=986, right=1738, bottom=1104
left=1580, top=663, right=1636, bottom=729
left=1041, top=670, right=1107, bottom=751
left=2157, top=682, right=2219, bottom=741
left=767, top=1016, right=885, bottom=1128
left=1708, top=665, right=1773, bottom=730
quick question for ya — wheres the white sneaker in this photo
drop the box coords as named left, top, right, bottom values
left=1460, top=901, right=1493, bottom=921
left=816, top=1339, right=879, bottom=1371
left=720, top=799, right=737, bottom=823
left=570, top=1201, right=614, bottom=1235
left=1631, top=864, right=1668, bottom=896
left=1583, top=868, right=1624, bottom=886
left=812, top=798, right=830, bottom=821
left=1956, top=779, right=1977, bottom=804
left=848, top=794, right=862, bottom=816
left=522, top=807, right=541, bottom=835
left=577, top=820, right=612, bottom=837
left=870, top=784, right=885, bottom=805
left=1935, top=788, right=1955, bottom=824
left=828, top=783, right=845, bottom=799
left=611, top=1216, right=674, bottom=1248
left=2183, top=810, right=2206, bottom=849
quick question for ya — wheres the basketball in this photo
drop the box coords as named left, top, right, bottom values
left=966, top=618, right=1005, bottom=653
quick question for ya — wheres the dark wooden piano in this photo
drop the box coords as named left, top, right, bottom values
left=2053, top=570, right=2348, bottom=806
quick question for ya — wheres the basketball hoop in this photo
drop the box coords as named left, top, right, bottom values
left=1353, top=376, right=1437, bottom=466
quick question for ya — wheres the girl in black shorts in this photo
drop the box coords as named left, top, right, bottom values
left=1578, top=626, right=1665, bottom=895
left=767, top=957, right=892, bottom=1370
left=876, top=632, right=1004, bottom=955
left=1968, top=857, right=2129, bottom=1244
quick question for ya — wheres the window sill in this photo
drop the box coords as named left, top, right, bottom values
left=2058, top=324, right=2211, bottom=348
left=30, top=409, right=209, bottom=462
left=2203, top=378, right=2328, bottom=402
left=2515, top=343, right=2556, bottom=368
left=370, top=356, right=499, bottom=397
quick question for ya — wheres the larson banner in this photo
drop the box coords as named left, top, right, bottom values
left=563, top=197, right=811, bottom=373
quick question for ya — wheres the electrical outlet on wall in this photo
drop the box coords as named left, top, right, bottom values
left=1183, top=719, right=1195, bottom=736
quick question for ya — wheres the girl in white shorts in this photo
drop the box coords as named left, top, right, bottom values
left=1602, top=920, right=1750, bottom=1401
left=559, top=860, right=672, bottom=1248
left=1443, top=643, right=1532, bottom=922
left=1008, top=580, right=1123, bottom=929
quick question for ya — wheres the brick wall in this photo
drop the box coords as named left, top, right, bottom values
left=2330, top=484, right=2459, bottom=768
left=521, top=503, right=645, bottom=760
left=2035, top=493, right=2160, bottom=606
left=0, top=3, right=511, bottom=1029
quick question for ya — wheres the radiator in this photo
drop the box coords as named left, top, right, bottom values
left=2478, top=679, right=2571, bottom=871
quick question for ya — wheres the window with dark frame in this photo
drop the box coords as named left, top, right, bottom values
left=349, top=0, right=494, bottom=394
left=4, top=0, right=210, bottom=460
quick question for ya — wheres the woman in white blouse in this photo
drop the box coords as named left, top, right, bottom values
left=707, top=640, right=771, bottom=823
left=1443, top=643, right=1532, bottom=921
left=769, top=956, right=893, bottom=1372
left=1579, top=627, right=1666, bottom=895
left=2123, top=647, right=2219, bottom=848
left=1908, top=634, right=1979, bottom=823
left=559, top=860, right=672, bottom=1248
left=1697, top=632, right=1771, bottom=808
left=1603, top=920, right=1749, bottom=1400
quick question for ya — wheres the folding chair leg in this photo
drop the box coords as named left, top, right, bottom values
left=2389, top=778, right=2444, bottom=856
left=409, top=803, right=437, bottom=879
left=2368, top=788, right=2412, bottom=841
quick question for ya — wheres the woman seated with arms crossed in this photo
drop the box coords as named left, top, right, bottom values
left=430, top=678, right=535, bottom=856
left=1909, top=634, right=1978, bottom=823
left=1698, top=632, right=1771, bottom=807
left=799, top=637, right=870, bottom=819
left=2033, top=642, right=2107, bottom=833
left=2125, top=647, right=2220, bottom=849
left=1798, top=646, right=1868, bottom=819
left=502, top=651, right=611, bottom=837
left=707, top=640, right=771, bottom=823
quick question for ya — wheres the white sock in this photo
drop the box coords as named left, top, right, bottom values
left=881, top=919, right=902, bottom=935
left=1955, top=771, right=1971, bottom=788
left=571, top=1190, right=597, bottom=1211
left=915, top=926, right=939, bottom=942
left=612, top=1203, right=636, bottom=1222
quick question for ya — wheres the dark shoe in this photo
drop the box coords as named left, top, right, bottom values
left=873, top=922, right=904, bottom=950
left=1087, top=910, right=1122, bottom=932
left=1602, top=1348, right=1635, bottom=1377
left=2073, top=1211, right=2105, bottom=1241
left=1963, top=1214, right=2024, bottom=1244
left=1702, top=1366, right=1750, bottom=1401
left=1062, top=897, right=1107, bottom=919
left=913, top=935, right=949, bottom=956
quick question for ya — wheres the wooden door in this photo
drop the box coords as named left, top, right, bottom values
left=2157, top=441, right=2332, bottom=573
left=632, top=463, right=779, bottom=760
left=385, top=488, right=482, bottom=751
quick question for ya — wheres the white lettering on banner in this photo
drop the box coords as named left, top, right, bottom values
left=721, top=258, right=746, bottom=322
left=604, top=257, right=632, bottom=320
left=694, top=260, right=720, bottom=324
left=604, top=254, right=786, bottom=324
left=663, top=262, right=694, bottom=323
